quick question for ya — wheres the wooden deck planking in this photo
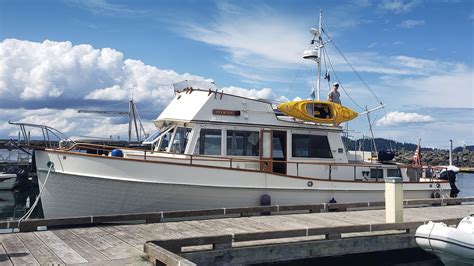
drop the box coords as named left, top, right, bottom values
left=0, top=243, right=12, bottom=266
left=0, top=234, right=39, bottom=265
left=16, top=232, right=63, bottom=265
left=53, top=229, right=109, bottom=263
left=34, top=230, right=87, bottom=264
left=0, top=204, right=471, bottom=265
left=69, top=226, right=144, bottom=260
left=101, top=225, right=150, bottom=250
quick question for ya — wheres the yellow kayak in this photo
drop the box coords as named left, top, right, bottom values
left=277, top=100, right=358, bottom=124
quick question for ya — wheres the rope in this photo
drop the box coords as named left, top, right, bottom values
left=18, top=162, right=54, bottom=228
left=321, top=27, right=383, bottom=106
left=286, top=59, right=308, bottom=100
left=323, top=48, right=365, bottom=111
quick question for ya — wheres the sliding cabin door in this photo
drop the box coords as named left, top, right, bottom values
left=259, top=130, right=287, bottom=174
left=272, top=131, right=287, bottom=174
left=260, top=130, right=272, bottom=173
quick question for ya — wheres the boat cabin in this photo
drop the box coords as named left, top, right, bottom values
left=137, top=88, right=405, bottom=181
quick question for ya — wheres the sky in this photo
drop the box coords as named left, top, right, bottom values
left=0, top=0, right=473, bottom=149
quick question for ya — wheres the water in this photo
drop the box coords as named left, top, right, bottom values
left=456, top=173, right=474, bottom=197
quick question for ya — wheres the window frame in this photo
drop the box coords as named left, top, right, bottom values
left=196, top=128, right=223, bottom=156
left=226, top=130, right=260, bottom=157
left=291, top=133, right=333, bottom=159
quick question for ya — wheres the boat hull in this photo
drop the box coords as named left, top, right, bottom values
left=35, top=150, right=450, bottom=218
left=415, top=219, right=474, bottom=266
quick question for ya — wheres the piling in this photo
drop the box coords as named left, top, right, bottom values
left=385, top=176, right=403, bottom=223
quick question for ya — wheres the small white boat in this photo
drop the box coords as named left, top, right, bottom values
left=415, top=216, right=474, bottom=265
left=0, top=173, right=18, bottom=190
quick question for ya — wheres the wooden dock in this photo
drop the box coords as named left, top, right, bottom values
left=0, top=199, right=472, bottom=265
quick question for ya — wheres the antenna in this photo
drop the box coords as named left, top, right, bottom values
left=303, top=9, right=323, bottom=100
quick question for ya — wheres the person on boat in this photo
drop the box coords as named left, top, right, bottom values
left=328, top=82, right=341, bottom=105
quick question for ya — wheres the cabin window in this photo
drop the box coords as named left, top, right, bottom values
left=159, top=127, right=174, bottom=151
left=196, top=129, right=222, bottom=155
left=170, top=127, right=192, bottom=154
left=226, top=130, right=259, bottom=156
left=387, top=168, right=402, bottom=177
left=370, top=168, right=384, bottom=179
left=291, top=134, right=333, bottom=158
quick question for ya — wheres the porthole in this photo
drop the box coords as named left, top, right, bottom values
left=307, top=181, right=313, bottom=187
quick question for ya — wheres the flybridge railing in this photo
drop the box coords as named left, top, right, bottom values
left=8, top=121, right=76, bottom=149
left=58, top=143, right=447, bottom=183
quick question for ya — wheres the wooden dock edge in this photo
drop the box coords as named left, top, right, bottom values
left=144, top=217, right=463, bottom=265
left=182, top=234, right=417, bottom=265
left=144, top=242, right=196, bottom=266
left=2, top=197, right=472, bottom=232
left=147, top=218, right=462, bottom=253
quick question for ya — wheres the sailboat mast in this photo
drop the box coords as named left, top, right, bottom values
left=316, top=9, right=322, bottom=101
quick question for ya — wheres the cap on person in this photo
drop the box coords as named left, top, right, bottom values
left=333, top=82, right=339, bottom=87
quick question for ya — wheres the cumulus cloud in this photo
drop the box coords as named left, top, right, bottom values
left=376, top=111, right=434, bottom=126
left=398, top=19, right=425, bottom=28
left=0, top=108, right=156, bottom=140
left=0, top=39, right=213, bottom=105
left=222, top=86, right=274, bottom=100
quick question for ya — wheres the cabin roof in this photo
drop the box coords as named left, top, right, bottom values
left=154, top=89, right=341, bottom=131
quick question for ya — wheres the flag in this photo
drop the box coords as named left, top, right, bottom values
left=412, top=142, right=422, bottom=166
left=310, top=83, right=316, bottom=99
left=324, top=70, right=330, bottom=82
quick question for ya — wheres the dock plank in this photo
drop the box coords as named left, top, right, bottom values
left=0, top=243, right=12, bottom=266
left=17, top=232, right=63, bottom=265
left=101, top=225, right=154, bottom=250
left=0, top=234, right=38, bottom=265
left=34, top=230, right=87, bottom=264
left=53, top=229, right=109, bottom=263
left=70, top=226, right=144, bottom=260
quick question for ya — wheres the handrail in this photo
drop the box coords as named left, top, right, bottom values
left=42, top=142, right=447, bottom=183
left=8, top=121, right=75, bottom=149
left=67, top=143, right=406, bottom=168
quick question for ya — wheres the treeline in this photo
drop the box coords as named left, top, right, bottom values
left=343, top=137, right=440, bottom=152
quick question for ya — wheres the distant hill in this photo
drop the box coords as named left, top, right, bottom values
left=342, top=137, right=473, bottom=167
left=453, top=145, right=474, bottom=153
left=342, top=137, right=436, bottom=152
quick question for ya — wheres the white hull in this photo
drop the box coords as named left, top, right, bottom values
left=416, top=217, right=474, bottom=266
left=35, top=150, right=451, bottom=218
left=0, top=174, right=18, bottom=190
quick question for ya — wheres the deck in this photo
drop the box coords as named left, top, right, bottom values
left=0, top=199, right=472, bottom=265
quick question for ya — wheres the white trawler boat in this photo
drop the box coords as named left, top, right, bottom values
left=23, top=12, right=454, bottom=218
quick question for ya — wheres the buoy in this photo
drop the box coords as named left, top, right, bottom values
left=111, top=149, right=124, bottom=157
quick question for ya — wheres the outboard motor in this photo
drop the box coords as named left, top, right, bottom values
left=440, top=170, right=460, bottom=197
left=377, top=150, right=395, bottom=162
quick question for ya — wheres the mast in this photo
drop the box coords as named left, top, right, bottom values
left=449, top=139, right=453, bottom=166
left=316, top=10, right=322, bottom=101
left=303, top=9, right=323, bottom=100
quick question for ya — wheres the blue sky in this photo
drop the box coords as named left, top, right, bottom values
left=0, top=0, right=473, bottom=148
